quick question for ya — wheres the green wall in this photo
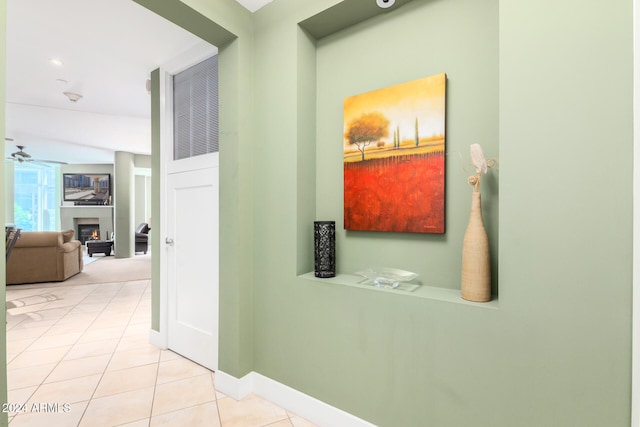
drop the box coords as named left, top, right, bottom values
left=0, top=0, right=630, bottom=426
left=247, top=0, right=631, bottom=426
left=137, top=0, right=256, bottom=375
left=313, top=0, right=499, bottom=287
left=251, top=1, right=504, bottom=425
left=114, top=151, right=135, bottom=257
left=150, top=68, right=161, bottom=332
left=146, top=0, right=632, bottom=425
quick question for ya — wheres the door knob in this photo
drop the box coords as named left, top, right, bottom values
left=165, top=237, right=174, bottom=246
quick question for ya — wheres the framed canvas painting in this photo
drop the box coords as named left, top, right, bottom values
left=343, top=72, right=446, bottom=233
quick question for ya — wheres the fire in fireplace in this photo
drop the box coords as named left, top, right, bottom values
left=78, top=224, right=100, bottom=244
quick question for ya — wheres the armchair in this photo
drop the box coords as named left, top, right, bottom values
left=135, top=223, right=150, bottom=254
left=6, top=230, right=83, bottom=285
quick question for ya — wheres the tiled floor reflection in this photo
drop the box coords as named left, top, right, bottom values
left=6, top=280, right=317, bottom=427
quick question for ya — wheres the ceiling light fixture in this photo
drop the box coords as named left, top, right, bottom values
left=376, top=0, right=395, bottom=8
left=63, top=91, right=83, bottom=102
left=49, top=58, right=63, bottom=66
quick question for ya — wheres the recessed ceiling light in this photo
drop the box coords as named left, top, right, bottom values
left=49, top=58, right=63, bottom=66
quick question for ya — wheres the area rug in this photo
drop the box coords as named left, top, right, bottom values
left=6, top=253, right=151, bottom=290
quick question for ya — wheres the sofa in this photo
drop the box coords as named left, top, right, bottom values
left=6, top=230, right=84, bottom=285
left=135, top=223, right=150, bottom=254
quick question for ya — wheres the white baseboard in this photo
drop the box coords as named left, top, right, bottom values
left=149, top=329, right=167, bottom=349
left=215, top=370, right=254, bottom=400
left=215, top=370, right=377, bottom=427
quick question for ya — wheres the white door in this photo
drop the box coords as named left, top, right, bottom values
left=159, top=42, right=220, bottom=371
left=166, top=163, right=218, bottom=369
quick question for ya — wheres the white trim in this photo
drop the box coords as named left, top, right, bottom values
left=157, top=41, right=209, bottom=349
left=215, top=370, right=255, bottom=401
left=162, top=41, right=218, bottom=75
left=164, top=49, right=219, bottom=176
left=168, top=152, right=219, bottom=175
left=157, top=40, right=220, bottom=369
left=149, top=329, right=167, bottom=349
left=216, top=370, right=377, bottom=427
left=158, top=67, right=169, bottom=350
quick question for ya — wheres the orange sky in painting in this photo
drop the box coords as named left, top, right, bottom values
left=343, top=73, right=446, bottom=149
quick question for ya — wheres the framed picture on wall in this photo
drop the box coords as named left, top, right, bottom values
left=343, top=72, right=447, bottom=233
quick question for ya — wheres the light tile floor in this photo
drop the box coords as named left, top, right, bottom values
left=5, top=279, right=317, bottom=427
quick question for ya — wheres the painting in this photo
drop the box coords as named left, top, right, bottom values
left=343, top=73, right=446, bottom=233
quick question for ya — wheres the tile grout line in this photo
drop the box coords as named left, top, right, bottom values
left=147, top=370, right=218, bottom=423
left=120, top=280, right=157, bottom=427
left=7, top=284, right=111, bottom=423
left=212, top=371, right=224, bottom=427
left=5, top=289, right=68, bottom=421
left=6, top=278, right=319, bottom=427
left=7, top=289, right=102, bottom=423
left=11, top=281, right=148, bottom=424
left=145, top=350, right=160, bottom=427
left=76, top=280, right=151, bottom=427
left=9, top=283, right=122, bottom=424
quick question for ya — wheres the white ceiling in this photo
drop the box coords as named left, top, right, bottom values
left=4, top=0, right=272, bottom=164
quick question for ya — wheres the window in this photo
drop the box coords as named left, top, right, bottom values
left=13, top=163, right=59, bottom=231
left=173, top=54, right=219, bottom=160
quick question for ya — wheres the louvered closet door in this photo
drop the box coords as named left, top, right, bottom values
left=165, top=52, right=219, bottom=371
left=173, top=55, right=219, bottom=160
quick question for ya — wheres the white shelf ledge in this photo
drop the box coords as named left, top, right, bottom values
left=299, top=272, right=499, bottom=309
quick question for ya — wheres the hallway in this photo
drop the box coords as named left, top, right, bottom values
left=5, top=279, right=316, bottom=426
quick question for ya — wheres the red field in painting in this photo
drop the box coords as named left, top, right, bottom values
left=344, top=153, right=444, bottom=233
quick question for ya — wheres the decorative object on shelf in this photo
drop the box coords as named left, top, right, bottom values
left=314, top=221, right=336, bottom=278
left=356, top=267, right=418, bottom=289
left=343, top=73, right=447, bottom=234
left=461, top=144, right=496, bottom=302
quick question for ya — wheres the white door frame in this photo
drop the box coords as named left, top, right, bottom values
left=154, top=41, right=219, bottom=350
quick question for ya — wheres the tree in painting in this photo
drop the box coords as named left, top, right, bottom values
left=344, top=112, right=390, bottom=161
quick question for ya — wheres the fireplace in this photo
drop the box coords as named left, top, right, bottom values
left=61, top=208, right=113, bottom=247
left=78, top=224, right=100, bottom=244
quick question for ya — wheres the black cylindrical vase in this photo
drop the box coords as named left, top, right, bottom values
left=314, top=221, right=335, bottom=278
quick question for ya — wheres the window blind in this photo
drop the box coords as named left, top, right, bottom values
left=173, top=55, right=219, bottom=160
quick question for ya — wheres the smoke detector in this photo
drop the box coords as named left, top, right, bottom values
left=376, top=0, right=395, bottom=8
left=63, top=91, right=83, bottom=102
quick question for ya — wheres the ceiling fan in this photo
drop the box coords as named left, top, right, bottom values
left=5, top=141, right=67, bottom=165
